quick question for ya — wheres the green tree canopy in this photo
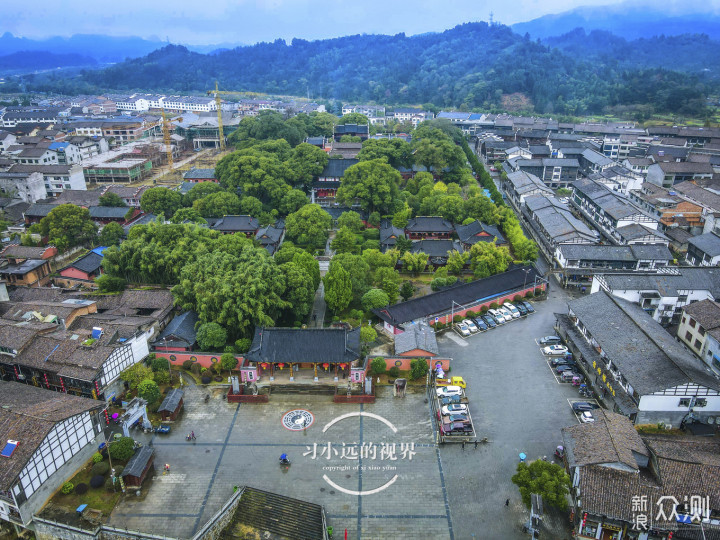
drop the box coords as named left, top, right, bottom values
left=99, top=192, right=127, bottom=207
left=337, top=211, right=364, bottom=233
left=400, top=281, right=414, bottom=301
left=192, top=191, right=241, bottom=218
left=279, top=261, right=315, bottom=323
left=172, top=244, right=289, bottom=339
left=330, top=253, right=372, bottom=302
left=109, top=437, right=135, bottom=461
left=196, top=322, right=228, bottom=350
left=140, top=187, right=183, bottom=217
left=358, top=138, right=413, bottom=169
left=137, top=379, right=160, bottom=404
left=183, top=182, right=224, bottom=206
left=278, top=189, right=309, bottom=215
left=239, top=195, right=263, bottom=216
left=361, top=288, right=390, bottom=311
left=331, top=226, right=359, bottom=254
left=98, top=222, right=124, bottom=246
left=36, top=204, right=97, bottom=252
left=511, top=459, right=571, bottom=510
left=287, top=142, right=329, bottom=187
left=120, top=363, right=153, bottom=390
left=221, top=352, right=239, bottom=371
left=401, top=251, right=428, bottom=275
left=360, top=326, right=378, bottom=344
left=324, top=263, right=352, bottom=313
left=338, top=112, right=369, bottom=125
left=468, top=241, right=511, bottom=279
left=170, top=207, right=207, bottom=224
left=373, top=266, right=401, bottom=304
left=285, top=204, right=332, bottom=249
left=336, top=159, right=401, bottom=214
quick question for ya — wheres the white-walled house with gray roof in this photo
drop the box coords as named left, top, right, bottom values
left=591, top=267, right=720, bottom=325
left=556, top=290, right=720, bottom=427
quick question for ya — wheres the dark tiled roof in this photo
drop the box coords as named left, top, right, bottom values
left=688, top=233, right=720, bottom=257
left=0, top=258, right=48, bottom=275
left=255, top=224, right=284, bottom=245
left=379, top=220, right=405, bottom=247
left=54, top=190, right=102, bottom=206
left=562, top=409, right=648, bottom=470
left=394, top=322, right=438, bottom=355
left=122, top=445, right=154, bottom=479
left=410, top=239, right=462, bottom=258
left=246, top=327, right=361, bottom=365
left=405, top=216, right=454, bottom=234
left=212, top=215, right=259, bottom=233
left=89, top=206, right=128, bottom=219
left=319, top=158, right=358, bottom=178
left=616, top=223, right=668, bottom=242
left=0, top=381, right=101, bottom=490
left=568, top=291, right=720, bottom=394
left=682, top=299, right=720, bottom=330
left=155, top=311, right=199, bottom=346
left=157, top=388, right=184, bottom=414
left=0, top=321, right=43, bottom=352
left=1, top=245, right=51, bottom=259
left=455, top=220, right=506, bottom=245
left=374, top=265, right=541, bottom=326
left=64, top=251, right=104, bottom=275
left=24, top=203, right=57, bottom=218
left=601, top=268, right=720, bottom=298
left=558, top=244, right=672, bottom=262
left=183, top=168, right=216, bottom=180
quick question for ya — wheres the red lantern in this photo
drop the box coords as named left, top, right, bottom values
left=322, top=363, right=330, bottom=369
left=278, top=363, right=285, bottom=369
left=339, top=363, right=347, bottom=369
left=261, top=363, right=268, bottom=370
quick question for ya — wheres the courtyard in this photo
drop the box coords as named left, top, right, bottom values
left=106, top=282, right=583, bottom=540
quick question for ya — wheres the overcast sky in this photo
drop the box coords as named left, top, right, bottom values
left=4, top=0, right=720, bottom=45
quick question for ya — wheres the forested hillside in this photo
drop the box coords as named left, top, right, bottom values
left=12, top=22, right=717, bottom=118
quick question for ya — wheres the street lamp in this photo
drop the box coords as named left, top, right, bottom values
left=522, top=268, right=532, bottom=294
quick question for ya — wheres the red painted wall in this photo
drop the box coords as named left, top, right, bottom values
left=368, top=357, right=450, bottom=372
left=59, top=267, right=93, bottom=280
left=154, top=351, right=243, bottom=369
left=429, top=285, right=545, bottom=326
left=398, top=348, right=437, bottom=357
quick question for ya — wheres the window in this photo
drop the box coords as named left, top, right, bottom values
left=690, top=319, right=696, bottom=328
left=686, top=331, right=693, bottom=341
left=695, top=339, right=702, bottom=349
left=700, top=327, right=706, bottom=336
left=679, top=398, right=691, bottom=407
left=679, top=295, right=688, bottom=302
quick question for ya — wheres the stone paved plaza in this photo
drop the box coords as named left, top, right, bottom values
left=107, top=284, right=581, bottom=539
left=108, top=385, right=451, bottom=539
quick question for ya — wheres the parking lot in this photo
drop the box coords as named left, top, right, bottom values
left=452, top=302, right=535, bottom=340
left=436, top=284, right=583, bottom=540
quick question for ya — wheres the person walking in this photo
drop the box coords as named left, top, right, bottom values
left=505, top=499, right=509, bottom=507
left=461, top=441, right=465, bottom=451
left=474, top=440, right=478, bottom=449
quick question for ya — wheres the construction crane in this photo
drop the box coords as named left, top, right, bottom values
left=207, top=81, right=265, bottom=151
left=160, top=109, right=182, bottom=169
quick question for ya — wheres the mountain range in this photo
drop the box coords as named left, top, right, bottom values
left=9, top=22, right=712, bottom=120
left=511, top=3, right=720, bottom=41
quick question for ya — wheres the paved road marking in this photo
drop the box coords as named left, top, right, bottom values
left=323, top=473, right=399, bottom=496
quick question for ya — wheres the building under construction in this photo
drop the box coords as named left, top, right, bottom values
left=82, top=142, right=167, bottom=184
left=174, top=113, right=241, bottom=149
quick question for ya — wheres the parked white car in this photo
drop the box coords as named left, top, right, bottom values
left=504, top=304, right=521, bottom=318
left=441, top=404, right=468, bottom=415
left=456, top=323, right=470, bottom=337
left=489, top=309, right=509, bottom=323
left=580, top=411, right=595, bottom=423
left=542, top=345, right=569, bottom=355
left=499, top=306, right=515, bottom=320
left=463, top=319, right=478, bottom=333
left=436, top=386, right=463, bottom=397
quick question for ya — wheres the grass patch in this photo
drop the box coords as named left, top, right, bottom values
left=51, top=460, right=122, bottom=517
left=635, top=424, right=684, bottom=435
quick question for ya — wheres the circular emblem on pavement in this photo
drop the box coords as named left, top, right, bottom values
left=282, top=409, right=314, bottom=431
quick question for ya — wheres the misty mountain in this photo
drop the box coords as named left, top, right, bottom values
left=17, top=23, right=712, bottom=119
left=512, top=4, right=720, bottom=41
left=545, top=29, right=720, bottom=76
left=0, top=32, right=243, bottom=63
left=0, top=50, right=97, bottom=73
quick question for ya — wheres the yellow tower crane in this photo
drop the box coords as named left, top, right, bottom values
left=207, top=81, right=265, bottom=152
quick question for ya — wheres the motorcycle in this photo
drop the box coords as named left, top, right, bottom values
left=279, top=453, right=291, bottom=467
